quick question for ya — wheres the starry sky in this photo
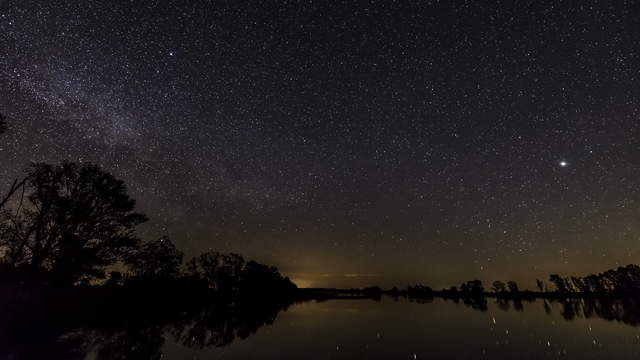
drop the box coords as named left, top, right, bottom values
left=2, top=0, right=640, bottom=289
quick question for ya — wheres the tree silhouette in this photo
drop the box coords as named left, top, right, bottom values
left=0, top=162, right=147, bottom=285
left=187, top=251, right=245, bottom=293
left=0, top=113, right=27, bottom=211
left=0, top=177, right=28, bottom=211
left=460, top=280, right=484, bottom=294
left=106, top=271, right=123, bottom=286
left=570, top=276, right=587, bottom=293
left=240, top=260, right=297, bottom=294
left=549, top=274, right=568, bottom=293
left=407, top=285, right=434, bottom=298
left=548, top=265, right=640, bottom=294
left=187, top=251, right=296, bottom=296
left=491, top=280, right=506, bottom=293
left=507, top=281, right=519, bottom=293
left=0, top=112, right=6, bottom=135
left=126, top=237, right=183, bottom=280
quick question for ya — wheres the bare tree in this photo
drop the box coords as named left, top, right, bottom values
left=0, top=112, right=26, bottom=211
left=0, top=177, right=28, bottom=210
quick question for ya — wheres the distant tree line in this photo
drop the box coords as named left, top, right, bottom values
left=548, top=265, right=640, bottom=294
left=404, top=280, right=487, bottom=299
left=403, top=265, right=640, bottom=300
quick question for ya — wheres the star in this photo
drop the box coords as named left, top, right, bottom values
left=2, top=0, right=639, bottom=290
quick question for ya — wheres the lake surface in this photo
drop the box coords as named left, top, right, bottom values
left=158, top=297, right=640, bottom=360
left=6, top=295, right=640, bottom=359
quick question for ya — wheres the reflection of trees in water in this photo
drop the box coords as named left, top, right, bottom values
left=85, top=301, right=289, bottom=358
left=0, top=296, right=293, bottom=359
left=494, top=297, right=527, bottom=312
left=8, top=295, right=640, bottom=358
left=461, top=296, right=489, bottom=311
left=488, top=297, right=640, bottom=327
left=426, top=294, right=490, bottom=311
left=170, top=301, right=289, bottom=348
left=411, top=293, right=640, bottom=327
left=67, top=326, right=166, bottom=360
left=553, top=298, right=640, bottom=326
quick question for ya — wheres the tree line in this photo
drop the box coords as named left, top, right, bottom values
left=547, top=265, right=640, bottom=295
left=402, top=265, right=640, bottom=300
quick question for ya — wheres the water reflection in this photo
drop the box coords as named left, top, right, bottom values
left=170, top=301, right=290, bottom=349
left=4, top=296, right=640, bottom=359
left=465, top=296, right=640, bottom=327
left=407, top=295, right=640, bottom=328
left=0, top=296, right=294, bottom=359
left=550, top=297, right=640, bottom=326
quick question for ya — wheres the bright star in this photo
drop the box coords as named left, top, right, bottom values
left=559, top=161, right=568, bottom=167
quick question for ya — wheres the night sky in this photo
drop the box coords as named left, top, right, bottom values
left=2, top=1, right=640, bottom=289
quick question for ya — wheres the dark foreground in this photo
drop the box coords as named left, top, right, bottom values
left=4, top=285, right=640, bottom=359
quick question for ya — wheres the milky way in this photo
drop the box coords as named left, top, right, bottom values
left=2, top=1, right=640, bottom=288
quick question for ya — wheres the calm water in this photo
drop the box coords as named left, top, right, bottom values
left=6, top=296, right=640, bottom=359
left=158, top=297, right=640, bottom=360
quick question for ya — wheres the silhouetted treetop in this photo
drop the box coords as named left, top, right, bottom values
left=187, top=251, right=296, bottom=295
left=460, top=280, right=484, bottom=294
left=187, top=251, right=245, bottom=294
left=241, top=260, right=297, bottom=294
left=492, top=280, right=506, bottom=293
left=549, top=265, right=640, bottom=294
left=407, top=285, right=434, bottom=298
left=0, top=162, right=147, bottom=285
left=126, top=237, right=183, bottom=279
